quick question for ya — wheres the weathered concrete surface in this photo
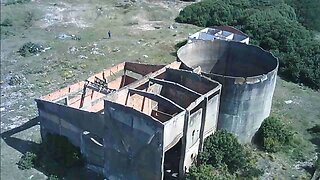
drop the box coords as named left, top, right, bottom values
left=104, top=101, right=166, bottom=180
left=35, top=61, right=223, bottom=179
left=105, top=67, right=222, bottom=178
left=178, top=40, right=278, bottom=143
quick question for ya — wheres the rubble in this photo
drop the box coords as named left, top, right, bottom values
left=56, top=33, right=81, bottom=40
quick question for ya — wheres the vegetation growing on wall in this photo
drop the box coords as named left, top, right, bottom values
left=187, top=130, right=262, bottom=179
left=175, top=0, right=320, bottom=90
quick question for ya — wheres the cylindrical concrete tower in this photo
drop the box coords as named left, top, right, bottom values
left=177, top=40, right=278, bottom=143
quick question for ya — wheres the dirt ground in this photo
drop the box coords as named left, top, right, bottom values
left=1, top=0, right=319, bottom=179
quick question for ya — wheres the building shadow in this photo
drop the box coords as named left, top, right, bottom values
left=310, top=137, right=320, bottom=153
left=307, top=125, right=320, bottom=153
left=0, top=117, right=103, bottom=180
left=1, top=117, right=40, bottom=154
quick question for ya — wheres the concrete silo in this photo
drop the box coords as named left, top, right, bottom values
left=177, top=40, right=279, bottom=143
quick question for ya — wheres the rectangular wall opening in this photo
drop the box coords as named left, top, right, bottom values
left=164, top=139, right=182, bottom=180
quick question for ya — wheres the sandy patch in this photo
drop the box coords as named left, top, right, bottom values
left=37, top=2, right=91, bottom=29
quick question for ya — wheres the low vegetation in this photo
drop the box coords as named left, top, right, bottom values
left=187, top=164, right=235, bottom=180
left=17, top=134, right=84, bottom=178
left=0, top=18, right=13, bottom=27
left=255, top=116, right=293, bottom=153
left=176, top=0, right=320, bottom=90
left=4, top=0, right=30, bottom=6
left=17, top=152, right=37, bottom=170
left=18, top=42, right=44, bottom=57
left=188, top=130, right=262, bottom=179
left=286, top=0, right=320, bottom=31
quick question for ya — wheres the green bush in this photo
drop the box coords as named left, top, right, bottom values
left=17, top=152, right=37, bottom=170
left=5, top=0, right=30, bottom=5
left=18, top=42, right=44, bottom=57
left=17, top=134, right=84, bottom=178
left=286, top=0, right=320, bottom=31
left=47, top=175, right=59, bottom=180
left=187, top=164, right=235, bottom=180
left=23, top=11, right=34, bottom=28
left=175, top=40, right=187, bottom=50
left=256, top=116, right=293, bottom=152
left=41, top=134, right=84, bottom=168
left=1, top=18, right=13, bottom=26
left=175, top=0, right=320, bottom=90
left=198, top=130, right=262, bottom=177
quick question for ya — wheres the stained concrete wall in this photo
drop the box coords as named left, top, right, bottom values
left=181, top=108, right=203, bottom=171
left=163, top=112, right=185, bottom=152
left=104, top=101, right=165, bottom=180
left=36, top=61, right=223, bottom=179
left=36, top=98, right=169, bottom=180
left=35, top=99, right=106, bottom=174
left=178, top=40, right=278, bottom=143
left=203, top=92, right=220, bottom=138
left=163, top=69, right=221, bottom=139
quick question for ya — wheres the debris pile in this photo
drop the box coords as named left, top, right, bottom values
left=56, top=33, right=81, bottom=40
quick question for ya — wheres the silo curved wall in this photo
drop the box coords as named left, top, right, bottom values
left=177, top=40, right=279, bottom=143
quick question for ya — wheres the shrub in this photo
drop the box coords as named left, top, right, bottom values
left=199, top=130, right=262, bottom=177
left=175, top=0, right=320, bottom=90
left=17, top=152, right=37, bottom=170
left=8, top=75, right=23, bottom=86
left=47, top=175, right=59, bottom=180
left=1, top=18, right=13, bottom=26
left=18, top=42, right=44, bottom=57
left=17, top=134, right=84, bottom=178
left=255, top=116, right=293, bottom=152
left=41, top=134, right=84, bottom=168
left=175, top=39, right=187, bottom=50
left=23, top=11, right=34, bottom=28
left=5, top=0, right=30, bottom=6
left=187, top=164, right=235, bottom=180
left=286, top=0, right=320, bottom=31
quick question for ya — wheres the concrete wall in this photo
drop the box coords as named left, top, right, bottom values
left=104, top=101, right=165, bottom=180
left=178, top=40, right=278, bottom=143
left=36, top=98, right=166, bottom=179
left=36, top=61, right=223, bottom=179
left=163, top=112, right=185, bottom=152
left=181, top=108, right=203, bottom=171
left=203, top=92, right=220, bottom=138
left=35, top=99, right=106, bottom=174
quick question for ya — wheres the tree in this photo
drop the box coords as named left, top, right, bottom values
left=175, top=0, right=320, bottom=90
left=198, top=130, right=262, bottom=177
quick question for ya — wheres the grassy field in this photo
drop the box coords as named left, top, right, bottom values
left=1, top=0, right=319, bottom=179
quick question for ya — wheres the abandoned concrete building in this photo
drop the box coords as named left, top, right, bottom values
left=35, top=29, right=278, bottom=179
left=188, top=26, right=250, bottom=44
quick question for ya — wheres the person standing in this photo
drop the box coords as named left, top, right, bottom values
left=108, top=30, right=112, bottom=39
